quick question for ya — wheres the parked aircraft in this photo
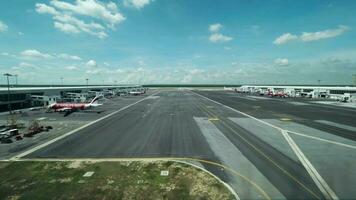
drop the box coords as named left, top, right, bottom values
left=48, top=96, right=103, bottom=116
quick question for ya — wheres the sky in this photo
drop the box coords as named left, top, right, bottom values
left=0, top=0, right=356, bottom=85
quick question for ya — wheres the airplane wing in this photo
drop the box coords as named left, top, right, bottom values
left=81, top=110, right=104, bottom=114
left=63, top=109, right=75, bottom=117
left=56, top=107, right=73, bottom=112
left=89, top=103, right=103, bottom=107
left=63, top=109, right=103, bottom=117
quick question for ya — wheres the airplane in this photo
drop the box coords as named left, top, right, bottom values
left=48, top=95, right=103, bottom=116
left=129, top=89, right=146, bottom=95
left=224, top=86, right=235, bottom=91
left=266, top=89, right=289, bottom=98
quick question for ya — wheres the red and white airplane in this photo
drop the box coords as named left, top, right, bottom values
left=48, top=96, right=103, bottom=115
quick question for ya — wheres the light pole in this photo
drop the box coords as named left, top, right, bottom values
left=4, top=73, right=13, bottom=115
left=143, top=70, right=145, bottom=86
left=14, top=74, right=18, bottom=85
left=60, top=77, right=64, bottom=85
left=86, top=78, right=89, bottom=90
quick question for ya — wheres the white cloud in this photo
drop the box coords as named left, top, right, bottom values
left=35, top=3, right=59, bottom=15
left=115, top=68, right=123, bottom=73
left=193, top=54, right=202, bottom=59
left=189, top=68, right=204, bottom=75
left=19, top=62, right=35, bottom=67
left=5, top=56, right=355, bottom=85
left=20, top=49, right=52, bottom=59
left=181, top=75, right=192, bottom=83
left=4, top=50, right=82, bottom=61
left=12, top=62, right=38, bottom=70
left=209, top=33, right=233, bottom=43
left=124, top=0, right=152, bottom=9
left=50, top=0, right=125, bottom=26
left=274, top=58, right=289, bottom=66
left=208, top=23, right=233, bottom=43
left=86, top=60, right=97, bottom=67
left=180, top=69, right=205, bottom=83
left=65, top=65, right=79, bottom=70
left=54, top=21, right=80, bottom=34
left=137, top=60, right=145, bottom=66
left=54, top=14, right=107, bottom=38
left=57, top=53, right=82, bottom=60
left=1, top=52, right=17, bottom=58
left=86, top=69, right=102, bottom=74
left=273, top=33, right=298, bottom=45
left=300, top=25, right=349, bottom=42
left=18, top=32, right=24, bottom=36
left=35, top=0, right=125, bottom=38
left=209, top=23, right=222, bottom=32
left=0, top=20, right=8, bottom=33
left=274, top=25, right=350, bottom=45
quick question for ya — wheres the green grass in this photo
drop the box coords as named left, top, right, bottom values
left=0, top=161, right=235, bottom=200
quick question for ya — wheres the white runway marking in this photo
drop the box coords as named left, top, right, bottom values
left=265, top=119, right=356, bottom=150
left=233, top=96, right=257, bottom=101
left=229, top=117, right=299, bottom=162
left=247, top=96, right=286, bottom=102
left=194, top=117, right=280, bottom=199
left=315, top=120, right=356, bottom=132
left=288, top=102, right=310, bottom=106
left=314, top=101, right=356, bottom=109
left=146, top=96, right=160, bottom=99
left=247, top=96, right=271, bottom=100
left=287, top=130, right=356, bottom=150
left=10, top=92, right=161, bottom=161
left=192, top=91, right=338, bottom=200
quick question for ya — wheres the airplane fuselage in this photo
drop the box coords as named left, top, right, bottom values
left=51, top=103, right=88, bottom=111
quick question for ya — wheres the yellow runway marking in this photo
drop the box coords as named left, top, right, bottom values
left=208, top=117, right=220, bottom=121
left=280, top=118, right=292, bottom=121
left=200, top=104, right=321, bottom=199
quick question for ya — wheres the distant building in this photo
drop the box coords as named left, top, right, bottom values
left=239, top=85, right=356, bottom=100
left=31, top=95, right=59, bottom=106
left=63, top=92, right=88, bottom=103
left=0, top=85, right=140, bottom=112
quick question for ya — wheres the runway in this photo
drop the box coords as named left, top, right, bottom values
left=22, top=89, right=356, bottom=199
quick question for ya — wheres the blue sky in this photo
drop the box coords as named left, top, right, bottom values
left=0, top=0, right=355, bottom=85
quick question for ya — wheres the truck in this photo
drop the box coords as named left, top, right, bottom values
left=338, top=93, right=351, bottom=102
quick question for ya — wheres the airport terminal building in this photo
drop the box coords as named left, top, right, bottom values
left=238, top=85, right=356, bottom=101
left=0, top=85, right=141, bottom=112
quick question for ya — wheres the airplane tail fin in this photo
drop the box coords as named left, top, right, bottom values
left=89, top=95, right=102, bottom=105
left=46, top=103, right=56, bottom=112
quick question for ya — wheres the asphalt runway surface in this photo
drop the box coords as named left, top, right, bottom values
left=196, top=91, right=356, bottom=141
left=0, top=93, right=154, bottom=159
left=22, top=89, right=356, bottom=199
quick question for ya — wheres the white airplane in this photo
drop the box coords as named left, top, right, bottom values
left=129, top=89, right=146, bottom=95
left=224, top=87, right=235, bottom=91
